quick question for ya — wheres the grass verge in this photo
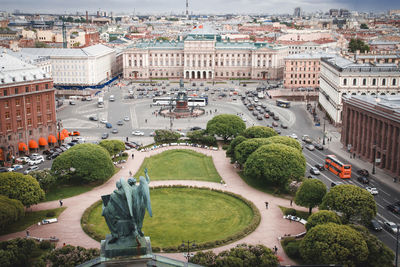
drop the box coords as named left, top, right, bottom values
left=279, top=206, right=311, bottom=220
left=0, top=207, right=66, bottom=235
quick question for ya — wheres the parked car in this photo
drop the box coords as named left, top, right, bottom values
left=366, top=187, right=378, bottom=195
left=190, top=126, right=202, bottom=131
left=301, top=135, right=313, bottom=144
left=28, top=157, right=44, bottom=166
left=124, top=116, right=130, bottom=121
left=264, top=113, right=270, bottom=119
left=112, top=128, right=119, bottom=134
left=100, top=119, right=108, bottom=124
left=0, top=167, right=11, bottom=172
left=281, top=123, right=288, bottom=129
left=101, top=133, right=109, bottom=139
left=46, top=153, right=59, bottom=160
left=272, top=121, right=278, bottom=127
left=132, top=130, right=144, bottom=136
left=307, top=175, right=317, bottom=179
left=310, top=167, right=320, bottom=175
left=387, top=204, right=400, bottom=214
left=288, top=133, right=298, bottom=139
left=312, top=142, right=324, bottom=150
left=12, top=164, right=23, bottom=171
left=70, top=131, right=80, bottom=136
left=257, top=115, right=263, bottom=120
left=314, top=164, right=325, bottom=171
left=383, top=221, right=398, bottom=234
left=105, top=123, right=112, bottom=129
left=69, top=101, right=76, bottom=105
left=16, top=156, right=30, bottom=163
left=117, top=121, right=124, bottom=126
left=24, top=166, right=39, bottom=174
left=370, top=219, right=383, bottom=231
left=356, top=169, right=369, bottom=177
left=357, top=176, right=369, bottom=184
left=273, top=115, right=280, bottom=121
left=89, top=116, right=98, bottom=121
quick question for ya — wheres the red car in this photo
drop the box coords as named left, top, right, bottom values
left=69, top=131, right=80, bottom=136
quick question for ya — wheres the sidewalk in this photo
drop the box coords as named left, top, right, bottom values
left=307, top=102, right=400, bottom=194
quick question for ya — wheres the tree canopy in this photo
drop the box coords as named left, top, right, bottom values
left=262, top=135, right=302, bottom=152
left=99, top=140, right=125, bottom=158
left=190, top=243, right=279, bottom=267
left=186, top=130, right=217, bottom=146
left=46, top=245, right=100, bottom=267
left=320, top=184, right=377, bottom=224
left=299, top=223, right=368, bottom=267
left=244, top=144, right=306, bottom=187
left=305, top=210, right=341, bottom=231
left=0, top=172, right=44, bottom=207
left=295, top=179, right=327, bottom=214
left=0, top=195, right=24, bottom=231
left=242, top=126, right=278, bottom=139
left=206, top=114, right=246, bottom=141
left=154, top=130, right=180, bottom=143
left=51, top=143, right=115, bottom=184
left=29, top=169, right=56, bottom=192
left=226, top=135, right=247, bottom=160
left=234, top=138, right=270, bottom=165
left=348, top=38, right=370, bottom=53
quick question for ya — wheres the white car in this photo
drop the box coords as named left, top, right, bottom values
left=100, top=119, right=108, bottom=124
left=366, top=187, right=378, bottom=195
left=24, top=165, right=39, bottom=174
left=383, top=221, right=398, bottom=234
left=288, top=133, right=298, bottom=139
left=124, top=116, right=130, bottom=121
left=132, top=130, right=144, bottom=136
left=12, top=164, right=23, bottom=171
left=16, top=156, right=30, bottom=163
left=28, top=158, right=44, bottom=166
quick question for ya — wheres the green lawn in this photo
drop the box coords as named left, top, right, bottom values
left=44, top=166, right=120, bottom=202
left=134, top=150, right=221, bottom=182
left=85, top=188, right=254, bottom=248
left=0, top=207, right=66, bottom=235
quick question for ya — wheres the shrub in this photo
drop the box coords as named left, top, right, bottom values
left=29, top=170, right=57, bottom=192
left=285, top=240, right=301, bottom=259
left=38, top=240, right=53, bottom=250
left=222, top=144, right=229, bottom=150
left=0, top=195, right=24, bottom=231
left=154, top=130, right=180, bottom=143
left=46, top=245, right=100, bottom=266
left=284, top=208, right=297, bottom=216
left=46, top=211, right=56, bottom=217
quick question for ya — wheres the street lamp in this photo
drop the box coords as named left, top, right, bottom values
left=181, top=240, right=196, bottom=262
left=372, top=141, right=377, bottom=175
left=57, top=120, right=62, bottom=147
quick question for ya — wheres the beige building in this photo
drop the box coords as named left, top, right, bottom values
left=123, top=32, right=288, bottom=80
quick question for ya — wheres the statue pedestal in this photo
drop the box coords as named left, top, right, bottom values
left=101, top=235, right=151, bottom=259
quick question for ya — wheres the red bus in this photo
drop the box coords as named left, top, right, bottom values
left=324, top=155, right=352, bottom=179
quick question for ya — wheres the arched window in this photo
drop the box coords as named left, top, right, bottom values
left=353, top=79, right=357, bottom=86
left=382, top=79, right=386, bottom=86
left=393, top=79, right=396, bottom=86
left=362, top=79, right=366, bottom=86
left=343, top=78, right=347, bottom=86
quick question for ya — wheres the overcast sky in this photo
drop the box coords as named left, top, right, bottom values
left=2, top=0, right=399, bottom=15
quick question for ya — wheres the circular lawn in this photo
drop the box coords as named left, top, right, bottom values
left=83, top=187, right=257, bottom=250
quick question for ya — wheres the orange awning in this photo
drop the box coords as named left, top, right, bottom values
left=48, top=135, right=57, bottom=144
left=29, top=140, right=39, bottom=149
left=0, top=148, right=3, bottom=161
left=57, top=132, right=65, bottom=141
left=38, top=137, right=48, bottom=146
left=61, top=129, right=69, bottom=136
left=18, top=142, right=28, bottom=151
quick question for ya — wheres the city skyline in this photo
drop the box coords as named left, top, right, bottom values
left=2, top=0, right=400, bottom=15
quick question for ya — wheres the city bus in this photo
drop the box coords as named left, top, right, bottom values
left=276, top=99, right=291, bottom=108
left=188, top=97, right=207, bottom=107
left=153, top=97, right=175, bottom=106
left=324, top=155, right=352, bottom=179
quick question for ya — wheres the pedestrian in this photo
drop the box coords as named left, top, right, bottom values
left=353, top=153, right=356, bottom=158
left=26, top=230, right=29, bottom=237
left=145, top=119, right=147, bottom=123
left=132, top=154, right=134, bottom=159
left=265, top=201, right=269, bottom=209
left=126, top=137, right=128, bottom=142
left=290, top=199, right=293, bottom=206
left=393, top=177, right=397, bottom=183
left=129, top=171, right=132, bottom=176
left=59, top=199, right=63, bottom=207
left=274, top=245, right=278, bottom=254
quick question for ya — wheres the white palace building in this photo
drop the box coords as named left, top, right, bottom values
left=123, top=27, right=288, bottom=81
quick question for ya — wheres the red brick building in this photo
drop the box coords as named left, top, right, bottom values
left=341, top=95, right=400, bottom=178
left=0, top=53, right=57, bottom=164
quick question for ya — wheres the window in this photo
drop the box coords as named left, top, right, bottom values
left=27, top=107, right=31, bottom=114
left=25, top=86, right=29, bottom=92
left=45, top=83, right=49, bottom=89
left=5, top=111, right=10, bottom=119
left=16, top=99, right=20, bottom=106
left=3, top=89, right=7, bottom=96
left=343, top=79, right=347, bottom=86
left=47, top=114, right=52, bottom=121
left=16, top=110, right=21, bottom=117
left=15, top=88, right=19, bottom=94
left=6, top=123, right=11, bottom=131
left=37, top=106, right=41, bottom=112
left=36, top=96, right=41, bottom=102
left=393, top=79, right=397, bottom=86
left=372, top=78, right=376, bottom=86
left=17, top=121, right=22, bottom=128
left=382, top=79, right=386, bottom=86
left=353, top=79, right=357, bottom=86
left=363, top=79, right=366, bottom=86
left=37, top=116, right=42, bottom=123
left=36, top=85, right=39, bottom=91
left=27, top=119, right=32, bottom=126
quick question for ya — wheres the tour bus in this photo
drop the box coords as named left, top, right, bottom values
left=98, top=97, right=104, bottom=108
left=324, top=155, right=352, bottom=179
left=188, top=97, right=207, bottom=107
left=276, top=99, right=291, bottom=108
left=153, top=97, right=176, bottom=106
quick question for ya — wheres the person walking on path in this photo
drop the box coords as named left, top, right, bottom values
left=274, top=245, right=278, bottom=254
left=132, top=154, right=134, bottom=159
left=59, top=200, right=63, bottom=207
left=290, top=199, right=293, bottom=206
left=265, top=201, right=269, bottom=209
left=26, top=230, right=29, bottom=237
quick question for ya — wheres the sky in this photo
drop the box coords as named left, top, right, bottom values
left=2, top=0, right=400, bottom=15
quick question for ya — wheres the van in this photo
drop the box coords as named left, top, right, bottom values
left=109, top=95, right=115, bottom=102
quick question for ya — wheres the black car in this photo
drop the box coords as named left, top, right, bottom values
left=46, top=153, right=59, bottom=160
left=313, top=142, right=324, bottom=150
left=190, top=126, right=202, bottom=131
left=356, top=169, right=369, bottom=177
left=314, top=164, right=325, bottom=171
left=281, top=124, right=288, bottom=129
left=101, top=133, right=109, bottom=139
left=331, top=181, right=343, bottom=187
left=357, top=176, right=369, bottom=184
left=42, top=150, right=52, bottom=155
left=370, top=219, right=383, bottom=231
left=387, top=204, right=400, bottom=214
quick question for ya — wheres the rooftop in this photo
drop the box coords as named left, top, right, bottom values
left=285, top=51, right=336, bottom=60
left=20, top=44, right=115, bottom=58
left=322, top=56, right=400, bottom=73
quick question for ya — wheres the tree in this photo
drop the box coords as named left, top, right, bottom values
left=0, top=196, right=24, bottom=231
left=350, top=225, right=394, bottom=267
left=29, top=169, right=57, bottom=192
left=34, top=41, right=48, bottom=48
left=348, top=38, right=370, bottom=53
left=360, top=23, right=369, bottom=29
left=295, top=179, right=327, bottom=214
left=320, top=184, right=377, bottom=224
left=206, top=114, right=246, bottom=141
left=242, top=126, right=277, bottom=139
left=263, top=135, right=302, bottom=152
left=46, top=245, right=100, bottom=267
left=305, top=210, right=341, bottom=231
left=244, top=144, right=306, bottom=187
left=51, top=144, right=114, bottom=184
left=191, top=243, right=279, bottom=267
left=154, top=130, right=180, bottom=143
left=234, top=138, right=270, bottom=165
left=99, top=140, right=126, bottom=158
left=0, top=238, right=38, bottom=267
left=299, top=223, right=368, bottom=267
left=186, top=130, right=217, bottom=146
left=0, top=172, right=44, bottom=207
left=226, top=135, right=247, bottom=160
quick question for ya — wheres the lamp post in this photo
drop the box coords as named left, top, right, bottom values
left=57, top=120, right=62, bottom=147
left=181, top=240, right=196, bottom=262
left=372, top=141, right=376, bottom=175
